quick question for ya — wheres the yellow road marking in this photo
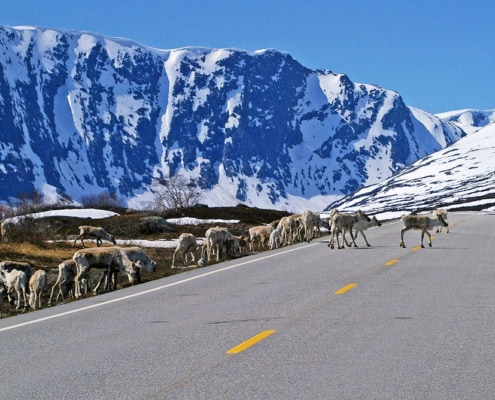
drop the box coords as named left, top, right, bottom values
left=226, top=330, right=276, bottom=354
left=385, top=259, right=398, bottom=266
left=334, top=283, right=357, bottom=295
left=412, top=245, right=421, bottom=251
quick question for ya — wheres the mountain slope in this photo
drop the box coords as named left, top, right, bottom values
left=436, top=109, right=495, bottom=134
left=0, top=25, right=465, bottom=212
left=326, top=121, right=495, bottom=214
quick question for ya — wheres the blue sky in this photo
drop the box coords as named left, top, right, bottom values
left=1, top=0, right=494, bottom=114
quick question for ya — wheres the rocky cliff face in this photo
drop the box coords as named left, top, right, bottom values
left=0, top=26, right=465, bottom=211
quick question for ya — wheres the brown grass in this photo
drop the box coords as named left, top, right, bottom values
left=0, top=206, right=289, bottom=319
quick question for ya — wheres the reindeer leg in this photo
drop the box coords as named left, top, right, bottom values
left=361, top=232, right=370, bottom=247
left=400, top=228, right=407, bottom=247
left=30, top=292, right=36, bottom=309
left=29, top=292, right=35, bottom=309
left=49, top=277, right=63, bottom=305
left=337, top=231, right=344, bottom=249
left=75, top=275, right=80, bottom=298
left=56, top=284, right=68, bottom=303
left=349, top=228, right=358, bottom=247
left=15, top=288, right=22, bottom=310
left=111, top=270, right=117, bottom=290
left=343, top=230, right=352, bottom=247
left=93, top=272, right=105, bottom=294
left=104, top=268, right=112, bottom=291
left=22, top=289, right=27, bottom=310
left=171, top=250, right=177, bottom=269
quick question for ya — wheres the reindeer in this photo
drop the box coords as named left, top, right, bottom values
left=432, top=209, right=450, bottom=233
left=399, top=213, right=449, bottom=248
left=171, top=233, right=199, bottom=268
left=352, top=216, right=382, bottom=247
left=328, top=210, right=371, bottom=249
left=29, top=269, right=48, bottom=309
left=73, top=225, right=116, bottom=248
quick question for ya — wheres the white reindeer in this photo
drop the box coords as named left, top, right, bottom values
left=72, top=247, right=137, bottom=297
left=203, top=227, right=240, bottom=262
left=48, top=260, right=81, bottom=305
left=268, top=228, right=281, bottom=249
left=432, top=209, right=449, bottom=233
left=171, top=233, right=198, bottom=268
left=352, top=216, right=382, bottom=247
left=0, top=269, right=28, bottom=310
left=29, top=269, right=47, bottom=309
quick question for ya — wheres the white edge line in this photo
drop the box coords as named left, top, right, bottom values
left=0, top=242, right=320, bottom=333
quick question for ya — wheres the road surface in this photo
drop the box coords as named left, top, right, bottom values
left=0, top=212, right=494, bottom=399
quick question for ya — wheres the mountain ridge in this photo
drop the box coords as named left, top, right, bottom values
left=0, top=25, right=467, bottom=212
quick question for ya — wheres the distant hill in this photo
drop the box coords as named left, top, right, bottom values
left=326, top=119, right=495, bottom=214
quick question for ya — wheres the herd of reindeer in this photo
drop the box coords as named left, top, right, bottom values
left=0, top=208, right=449, bottom=317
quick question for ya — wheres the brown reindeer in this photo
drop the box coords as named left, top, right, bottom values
left=73, top=225, right=116, bottom=248
left=399, top=213, right=448, bottom=248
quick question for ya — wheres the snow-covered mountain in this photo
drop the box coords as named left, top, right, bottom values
left=436, top=109, right=495, bottom=135
left=0, top=25, right=466, bottom=212
left=326, top=119, right=495, bottom=214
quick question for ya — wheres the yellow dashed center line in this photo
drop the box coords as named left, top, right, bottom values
left=227, top=223, right=459, bottom=356
left=226, top=330, right=276, bottom=354
left=334, top=283, right=357, bottom=295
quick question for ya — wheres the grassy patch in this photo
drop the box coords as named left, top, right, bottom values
left=0, top=206, right=289, bottom=319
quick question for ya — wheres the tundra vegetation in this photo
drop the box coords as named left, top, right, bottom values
left=0, top=205, right=290, bottom=318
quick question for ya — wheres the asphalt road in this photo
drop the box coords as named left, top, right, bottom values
left=1, top=212, right=494, bottom=399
